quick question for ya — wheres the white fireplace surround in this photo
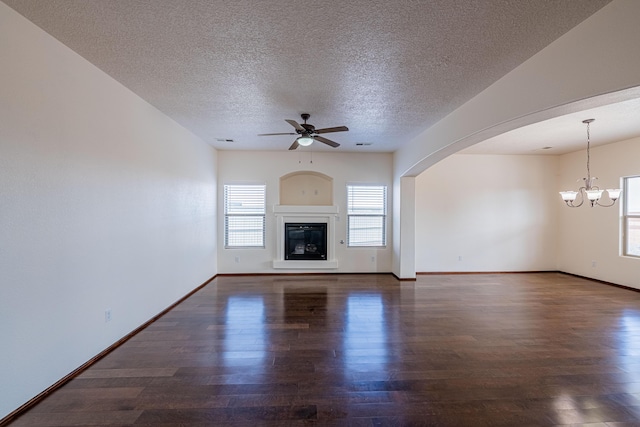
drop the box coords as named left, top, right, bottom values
left=273, top=205, right=338, bottom=269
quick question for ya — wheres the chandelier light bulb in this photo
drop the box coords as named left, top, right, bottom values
left=585, top=189, right=603, bottom=201
left=606, top=188, right=622, bottom=200
left=559, top=191, right=578, bottom=202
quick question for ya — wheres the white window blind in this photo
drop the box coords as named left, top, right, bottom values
left=623, top=176, right=640, bottom=257
left=224, top=184, right=265, bottom=248
left=347, top=185, right=387, bottom=247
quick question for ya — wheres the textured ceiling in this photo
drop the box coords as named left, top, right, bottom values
left=3, top=0, right=614, bottom=152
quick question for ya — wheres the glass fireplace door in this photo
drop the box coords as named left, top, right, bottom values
left=284, top=223, right=327, bottom=260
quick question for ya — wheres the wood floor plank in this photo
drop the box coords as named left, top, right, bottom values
left=8, top=273, right=640, bottom=426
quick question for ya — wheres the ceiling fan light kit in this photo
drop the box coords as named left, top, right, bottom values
left=296, top=136, right=314, bottom=146
left=258, top=113, right=348, bottom=150
left=559, top=119, right=622, bottom=208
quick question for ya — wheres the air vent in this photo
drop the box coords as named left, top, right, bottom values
left=216, top=138, right=234, bottom=143
left=355, top=143, right=372, bottom=146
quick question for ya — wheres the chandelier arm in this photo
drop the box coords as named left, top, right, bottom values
left=595, top=199, right=618, bottom=208
left=565, top=188, right=586, bottom=208
left=565, top=199, right=584, bottom=208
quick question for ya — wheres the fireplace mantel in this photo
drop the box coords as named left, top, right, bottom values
left=273, top=205, right=338, bottom=269
left=273, top=205, right=338, bottom=215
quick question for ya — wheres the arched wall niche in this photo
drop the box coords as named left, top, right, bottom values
left=280, top=171, right=333, bottom=206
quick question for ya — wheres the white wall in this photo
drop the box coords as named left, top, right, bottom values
left=0, top=4, right=217, bottom=419
left=415, top=143, right=640, bottom=286
left=415, top=154, right=558, bottom=272
left=217, top=150, right=393, bottom=273
left=557, top=137, right=640, bottom=288
left=392, top=177, right=416, bottom=279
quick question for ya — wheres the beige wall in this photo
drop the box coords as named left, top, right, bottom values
left=557, top=137, right=640, bottom=288
left=217, top=150, right=393, bottom=273
left=0, top=4, right=217, bottom=419
left=415, top=141, right=640, bottom=289
left=415, top=154, right=559, bottom=272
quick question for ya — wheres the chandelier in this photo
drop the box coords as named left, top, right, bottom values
left=559, top=119, right=621, bottom=207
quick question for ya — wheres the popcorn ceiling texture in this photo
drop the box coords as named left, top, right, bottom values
left=3, top=0, right=611, bottom=152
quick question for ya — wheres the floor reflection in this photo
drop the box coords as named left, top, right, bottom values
left=283, top=288, right=328, bottom=326
left=223, top=296, right=266, bottom=368
left=552, top=308, right=640, bottom=423
left=17, top=274, right=640, bottom=425
left=618, top=309, right=640, bottom=397
left=343, top=293, right=388, bottom=372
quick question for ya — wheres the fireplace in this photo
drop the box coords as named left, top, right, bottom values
left=273, top=205, right=338, bottom=269
left=285, top=223, right=327, bottom=260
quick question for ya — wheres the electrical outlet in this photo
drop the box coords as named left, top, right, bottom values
left=458, top=256, right=463, bottom=261
left=104, top=309, right=112, bottom=323
left=592, top=261, right=597, bottom=268
left=235, top=256, right=239, bottom=263
left=371, top=256, right=375, bottom=262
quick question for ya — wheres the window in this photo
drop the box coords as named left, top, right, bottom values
left=347, top=185, right=387, bottom=247
left=224, top=184, right=265, bottom=248
left=623, top=176, right=640, bottom=257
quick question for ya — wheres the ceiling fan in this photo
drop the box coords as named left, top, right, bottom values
left=258, top=113, right=348, bottom=150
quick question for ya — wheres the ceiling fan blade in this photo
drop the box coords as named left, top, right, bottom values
left=314, top=135, right=340, bottom=148
left=285, top=119, right=305, bottom=131
left=314, top=126, right=349, bottom=134
left=258, top=132, right=297, bottom=136
left=288, top=140, right=299, bottom=150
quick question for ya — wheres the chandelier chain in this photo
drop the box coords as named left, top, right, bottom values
left=586, top=120, right=591, bottom=183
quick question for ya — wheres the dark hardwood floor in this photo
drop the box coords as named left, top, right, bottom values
left=8, top=273, right=640, bottom=426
